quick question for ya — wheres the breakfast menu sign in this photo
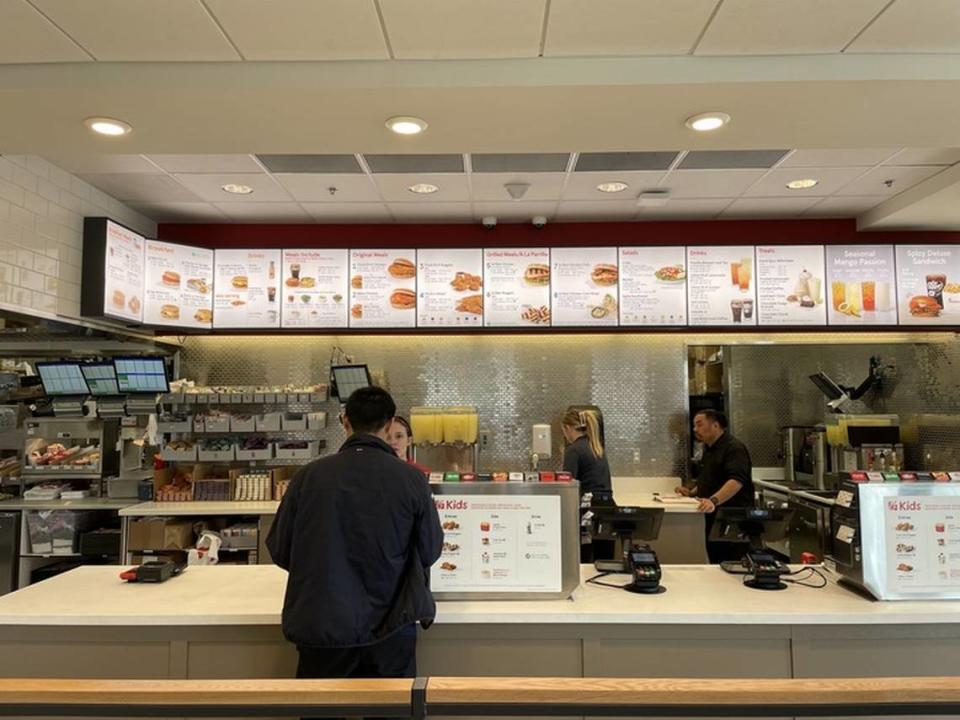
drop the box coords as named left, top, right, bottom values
left=825, top=245, right=897, bottom=326
left=896, top=245, right=960, bottom=326
left=280, top=249, right=349, bottom=329
left=550, top=247, right=619, bottom=326
left=687, top=246, right=758, bottom=326
left=483, top=248, right=551, bottom=327
left=417, top=248, right=484, bottom=328
left=618, top=246, right=686, bottom=326
left=143, top=240, right=214, bottom=328
left=102, top=220, right=145, bottom=323
left=348, top=249, right=417, bottom=328
left=212, top=249, right=281, bottom=329
left=755, top=245, right=827, bottom=326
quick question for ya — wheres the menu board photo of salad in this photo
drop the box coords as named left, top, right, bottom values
left=618, top=247, right=686, bottom=326
left=102, top=220, right=145, bottom=323
left=417, top=248, right=484, bottom=328
left=896, top=245, right=960, bottom=326
left=213, top=249, right=281, bottom=329
left=280, top=249, right=349, bottom=329
left=551, top=247, right=619, bottom=326
left=483, top=248, right=551, bottom=327
left=143, top=240, right=214, bottom=328
left=755, top=245, right=827, bottom=327
left=348, top=249, right=417, bottom=328
left=825, top=246, right=897, bottom=326
left=687, top=246, right=757, bottom=326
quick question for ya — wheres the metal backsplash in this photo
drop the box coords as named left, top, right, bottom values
left=178, top=335, right=690, bottom=477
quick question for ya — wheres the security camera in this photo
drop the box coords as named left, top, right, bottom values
left=481, top=216, right=497, bottom=229
left=531, top=216, right=547, bottom=229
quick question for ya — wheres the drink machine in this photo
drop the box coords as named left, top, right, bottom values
left=411, top=406, right=479, bottom=472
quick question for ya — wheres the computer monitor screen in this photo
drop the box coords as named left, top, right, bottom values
left=113, top=357, right=169, bottom=394
left=809, top=372, right=845, bottom=400
left=331, top=364, right=371, bottom=401
left=36, top=362, right=89, bottom=397
left=81, top=363, right=120, bottom=396
left=591, top=506, right=664, bottom=543
left=709, top=507, right=792, bottom=546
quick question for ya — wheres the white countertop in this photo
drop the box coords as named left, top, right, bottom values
left=2, top=564, right=960, bottom=627
left=119, top=501, right=279, bottom=517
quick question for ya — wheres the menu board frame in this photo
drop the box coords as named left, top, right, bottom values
left=896, top=245, right=960, bottom=327
left=416, top=248, right=485, bottom=329
left=280, top=249, right=350, bottom=329
left=550, top=246, right=620, bottom=327
left=80, top=217, right=146, bottom=324
left=825, top=245, right=898, bottom=327
left=212, top=248, right=282, bottom=330
left=618, top=246, right=688, bottom=327
left=686, top=246, right=759, bottom=327
left=142, top=239, right=214, bottom=330
left=347, top=249, right=418, bottom=329
left=755, top=245, right=828, bottom=327
left=482, top=247, right=552, bottom=328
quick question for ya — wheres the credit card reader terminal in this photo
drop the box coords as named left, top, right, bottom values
left=744, top=550, right=789, bottom=590
left=626, top=544, right=665, bottom=594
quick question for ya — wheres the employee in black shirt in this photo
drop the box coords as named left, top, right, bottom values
left=562, top=408, right=612, bottom=496
left=675, top=409, right=754, bottom=563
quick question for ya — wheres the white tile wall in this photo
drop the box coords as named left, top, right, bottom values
left=0, top=155, right=156, bottom=320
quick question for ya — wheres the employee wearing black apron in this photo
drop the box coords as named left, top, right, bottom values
left=562, top=408, right=612, bottom=562
left=675, top=409, right=753, bottom=563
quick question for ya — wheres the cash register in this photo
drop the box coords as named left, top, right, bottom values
left=589, top=504, right=666, bottom=594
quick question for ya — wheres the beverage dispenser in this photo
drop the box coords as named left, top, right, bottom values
left=411, top=406, right=479, bottom=472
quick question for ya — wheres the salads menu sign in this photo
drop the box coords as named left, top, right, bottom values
left=618, top=247, right=686, bottom=326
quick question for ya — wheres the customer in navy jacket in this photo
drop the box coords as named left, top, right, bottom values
left=267, top=386, right=443, bottom=680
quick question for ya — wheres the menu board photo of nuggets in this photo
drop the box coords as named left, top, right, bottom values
left=550, top=247, right=618, bottom=326
left=213, top=249, right=281, bottom=329
left=825, top=245, right=897, bottom=326
left=687, top=246, right=757, bottom=326
left=618, top=246, right=686, bottom=326
left=143, top=240, right=214, bottom=328
left=896, top=245, right=960, bottom=326
left=755, top=245, right=827, bottom=327
left=348, top=249, right=417, bottom=328
left=417, top=248, right=484, bottom=328
left=281, top=249, right=349, bottom=329
left=102, top=220, right=145, bottom=323
left=483, top=248, right=551, bottom=327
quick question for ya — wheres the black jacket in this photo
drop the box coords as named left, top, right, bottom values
left=266, top=433, right=443, bottom=649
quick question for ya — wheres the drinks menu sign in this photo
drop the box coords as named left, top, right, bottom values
left=825, top=246, right=897, bottom=326
left=483, top=248, right=551, bottom=327
left=618, top=247, right=687, bottom=326
left=755, top=245, right=827, bottom=326
left=103, top=220, right=145, bottom=323
left=417, top=248, right=484, bottom=328
left=348, top=249, right=417, bottom=328
left=213, top=249, right=281, bottom=329
left=143, top=240, right=214, bottom=328
left=551, top=247, right=619, bottom=326
left=896, top=245, right=960, bottom=326
left=687, top=246, right=758, bottom=326
left=280, top=249, right=349, bottom=329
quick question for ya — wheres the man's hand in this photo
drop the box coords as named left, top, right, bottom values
left=675, top=485, right=695, bottom=497
left=697, top=498, right=716, bottom=513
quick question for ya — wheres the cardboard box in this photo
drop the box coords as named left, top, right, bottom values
left=127, top=518, right=194, bottom=551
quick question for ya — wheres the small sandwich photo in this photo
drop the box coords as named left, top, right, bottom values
left=112, top=289, right=125, bottom=307
left=193, top=308, right=212, bottom=324
left=160, top=304, right=180, bottom=321
left=524, top=263, right=550, bottom=286
left=591, top=264, right=619, bottom=286
left=388, top=258, right=416, bottom=279
left=161, top=270, right=181, bottom=287
left=390, top=288, right=416, bottom=310
left=232, top=275, right=248, bottom=289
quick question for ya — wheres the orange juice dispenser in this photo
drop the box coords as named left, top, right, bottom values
left=411, top=406, right=479, bottom=472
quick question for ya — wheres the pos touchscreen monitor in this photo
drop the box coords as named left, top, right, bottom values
left=80, top=363, right=120, bottom=396
left=36, top=362, right=89, bottom=397
left=331, top=364, right=372, bottom=401
left=113, top=357, right=169, bottom=394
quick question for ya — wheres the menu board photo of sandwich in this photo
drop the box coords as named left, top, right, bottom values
left=103, top=220, right=145, bottom=323
left=280, top=249, right=349, bottom=329
left=416, top=248, right=484, bottom=328
left=551, top=247, right=618, bottom=326
left=143, top=240, right=214, bottom=328
left=825, top=246, right=897, bottom=326
left=755, top=245, right=827, bottom=327
left=896, top=245, right=960, bottom=326
left=213, top=249, right=281, bottom=329
left=348, top=249, right=417, bottom=328
left=483, top=248, right=551, bottom=327
left=618, top=246, right=686, bottom=326
left=687, top=246, right=757, bottom=326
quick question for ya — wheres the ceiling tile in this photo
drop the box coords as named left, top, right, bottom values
left=205, top=0, right=388, bottom=60
left=743, top=167, right=866, bottom=198
left=884, top=148, right=960, bottom=167
left=835, top=166, right=946, bottom=197
left=473, top=202, right=557, bottom=222
left=379, top=0, right=546, bottom=59
left=388, top=203, right=474, bottom=223
left=554, top=201, right=638, bottom=221
left=301, top=203, right=392, bottom=223
left=48, top=155, right=160, bottom=174
left=79, top=174, right=202, bottom=203
left=471, top=154, right=569, bottom=173
left=257, top=155, right=362, bottom=174
left=0, top=0, right=90, bottom=63
left=636, top=199, right=730, bottom=220
left=31, top=0, right=241, bottom=61
left=147, top=155, right=262, bottom=173
left=373, top=174, right=470, bottom=202
left=780, top=149, right=898, bottom=168
left=721, top=197, right=822, bottom=218
left=846, top=0, right=960, bottom=53
left=275, top=174, right=381, bottom=203
left=365, top=154, right=464, bottom=174
left=575, top=152, right=679, bottom=172
left=470, top=173, right=566, bottom=202
left=660, top=169, right=767, bottom=198
left=172, top=173, right=290, bottom=202
left=803, top=196, right=884, bottom=218
left=212, top=202, right=311, bottom=222
left=129, top=202, right=228, bottom=223
left=696, top=0, right=890, bottom=55
left=679, top=150, right=789, bottom=169
left=563, top=171, right=665, bottom=201
left=545, top=0, right=719, bottom=56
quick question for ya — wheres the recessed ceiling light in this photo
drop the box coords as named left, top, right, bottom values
left=408, top=182, right=439, bottom=195
left=84, top=117, right=132, bottom=136
left=596, top=181, right=629, bottom=194
left=786, top=178, right=819, bottom=190
left=386, top=116, right=428, bottom=135
left=222, top=184, right=254, bottom=195
left=685, top=112, right=731, bottom=132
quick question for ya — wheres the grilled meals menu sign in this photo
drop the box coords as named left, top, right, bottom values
left=896, top=245, right=960, bottom=326
left=103, top=220, right=145, bottom=323
left=550, top=247, right=619, bottom=326
left=618, top=246, right=687, bottom=326
left=143, top=240, right=214, bottom=328
left=213, top=249, right=281, bottom=329
left=280, top=249, right=349, bottom=329
left=348, top=249, right=417, bottom=328
left=416, top=248, right=484, bottom=328
left=687, top=246, right=758, bottom=326
left=483, top=248, right=551, bottom=327
left=825, top=245, right=897, bottom=326
left=431, top=494, right=562, bottom=593
left=755, top=245, right=827, bottom=326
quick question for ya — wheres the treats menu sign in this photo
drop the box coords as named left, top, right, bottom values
left=756, top=245, right=827, bottom=326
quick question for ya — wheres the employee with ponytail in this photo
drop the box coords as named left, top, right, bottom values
left=561, top=408, right=612, bottom=496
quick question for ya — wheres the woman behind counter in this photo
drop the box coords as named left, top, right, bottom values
left=561, top=408, right=611, bottom=496
left=388, top=416, right=431, bottom=477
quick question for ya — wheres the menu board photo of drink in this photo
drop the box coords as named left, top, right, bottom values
left=551, top=247, right=618, bottom=326
left=825, top=246, right=897, bottom=326
left=103, top=220, right=145, bottom=323
left=348, top=249, right=417, bottom=328
left=687, top=246, right=757, bottom=326
left=280, top=249, right=349, bottom=329
left=416, top=248, right=484, bottom=328
left=483, top=248, right=551, bottom=327
left=212, top=249, right=281, bottom=329
left=896, top=245, right=960, bottom=326
left=143, top=240, right=214, bottom=328
left=755, top=245, right=827, bottom=326
left=618, top=247, right=686, bottom=326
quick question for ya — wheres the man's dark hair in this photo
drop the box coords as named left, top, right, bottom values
left=695, top=409, right=728, bottom=429
left=345, top=386, right=396, bottom=434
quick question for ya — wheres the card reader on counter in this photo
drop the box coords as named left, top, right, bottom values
left=120, top=560, right=184, bottom=583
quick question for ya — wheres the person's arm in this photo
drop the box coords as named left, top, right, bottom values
left=697, top=479, right=742, bottom=512
left=697, top=443, right=751, bottom=512
left=416, top=478, right=443, bottom=567
left=562, top=443, right=581, bottom=477
left=265, top=471, right=302, bottom=570
left=676, top=484, right=697, bottom=497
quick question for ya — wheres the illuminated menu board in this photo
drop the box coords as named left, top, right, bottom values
left=213, top=249, right=281, bottom=329
left=755, top=245, right=827, bottom=326
left=687, top=246, right=757, bottom=326
left=825, top=246, right=897, bottom=326
left=618, top=246, right=687, bottom=326
left=103, top=220, right=145, bottom=323
left=143, top=240, right=214, bottom=328
left=417, top=248, right=484, bottom=328
left=896, top=245, right=960, bottom=326
left=280, top=249, right=349, bottom=329
left=348, top=249, right=417, bottom=329
left=483, top=248, right=551, bottom=327
left=551, top=247, right=619, bottom=326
